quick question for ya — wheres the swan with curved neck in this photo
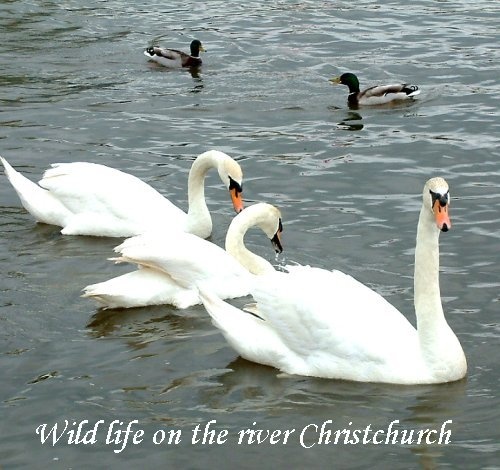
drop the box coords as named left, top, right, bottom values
left=185, top=150, right=244, bottom=238
left=82, top=203, right=283, bottom=309
left=0, top=150, right=243, bottom=238
left=225, top=203, right=283, bottom=275
left=199, top=178, right=467, bottom=384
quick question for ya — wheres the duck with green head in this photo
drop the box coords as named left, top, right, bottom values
left=144, top=39, right=205, bottom=68
left=330, top=72, right=420, bottom=107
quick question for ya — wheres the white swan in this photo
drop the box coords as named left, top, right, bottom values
left=199, top=178, right=467, bottom=385
left=82, top=203, right=283, bottom=309
left=0, top=150, right=243, bottom=238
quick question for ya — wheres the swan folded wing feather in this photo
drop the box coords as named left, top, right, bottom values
left=250, top=265, right=419, bottom=375
left=199, top=287, right=290, bottom=368
left=40, top=163, right=179, bottom=214
left=114, top=231, right=253, bottom=296
left=83, top=231, right=252, bottom=310
left=82, top=268, right=199, bottom=309
left=0, top=156, right=72, bottom=226
left=38, top=162, right=186, bottom=235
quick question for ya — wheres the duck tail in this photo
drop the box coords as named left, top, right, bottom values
left=403, top=85, right=421, bottom=97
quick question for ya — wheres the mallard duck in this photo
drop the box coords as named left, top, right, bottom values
left=199, top=178, right=467, bottom=384
left=82, top=203, right=283, bottom=309
left=144, top=39, right=205, bottom=68
left=1, top=150, right=243, bottom=238
left=330, top=72, right=420, bottom=106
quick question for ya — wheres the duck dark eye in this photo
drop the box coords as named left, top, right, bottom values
left=229, top=177, right=242, bottom=194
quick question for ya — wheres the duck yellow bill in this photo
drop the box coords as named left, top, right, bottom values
left=200, top=45, right=206, bottom=52
left=230, top=188, right=244, bottom=213
left=433, top=200, right=451, bottom=232
left=329, top=77, right=341, bottom=84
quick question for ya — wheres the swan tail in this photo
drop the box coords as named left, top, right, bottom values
left=1, top=156, right=70, bottom=226
left=198, top=286, right=245, bottom=327
left=198, top=286, right=286, bottom=367
left=81, top=290, right=117, bottom=310
left=82, top=279, right=128, bottom=309
left=82, top=269, right=198, bottom=310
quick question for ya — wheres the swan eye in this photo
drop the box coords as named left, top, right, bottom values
left=429, top=189, right=449, bottom=207
left=228, top=176, right=242, bottom=194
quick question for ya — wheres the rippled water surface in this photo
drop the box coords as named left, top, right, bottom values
left=1, top=1, right=499, bottom=468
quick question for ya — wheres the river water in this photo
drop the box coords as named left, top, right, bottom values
left=1, top=1, right=499, bottom=468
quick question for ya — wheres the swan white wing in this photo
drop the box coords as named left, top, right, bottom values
left=82, top=268, right=199, bottom=309
left=84, top=202, right=283, bottom=310
left=199, top=287, right=291, bottom=367
left=1, top=156, right=72, bottom=225
left=39, top=162, right=186, bottom=236
left=84, top=232, right=254, bottom=310
left=250, top=265, right=419, bottom=378
left=113, top=232, right=254, bottom=300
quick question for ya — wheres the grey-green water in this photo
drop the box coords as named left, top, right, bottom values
left=1, top=1, right=499, bottom=468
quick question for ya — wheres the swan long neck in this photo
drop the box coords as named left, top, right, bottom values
left=414, top=204, right=467, bottom=380
left=186, top=151, right=223, bottom=238
left=414, top=206, right=452, bottom=356
left=225, top=212, right=275, bottom=276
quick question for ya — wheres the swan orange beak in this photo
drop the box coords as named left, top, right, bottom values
left=433, top=200, right=451, bottom=232
left=230, top=188, right=244, bottom=213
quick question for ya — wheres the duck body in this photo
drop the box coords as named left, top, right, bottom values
left=330, top=72, right=420, bottom=107
left=83, top=203, right=283, bottom=309
left=144, top=39, right=204, bottom=68
left=1, top=150, right=243, bottom=238
left=200, top=178, right=467, bottom=385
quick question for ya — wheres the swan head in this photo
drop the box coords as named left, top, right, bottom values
left=424, top=177, right=451, bottom=232
left=218, top=157, right=244, bottom=214
left=228, top=202, right=283, bottom=254
left=252, top=203, right=283, bottom=254
left=225, top=203, right=283, bottom=275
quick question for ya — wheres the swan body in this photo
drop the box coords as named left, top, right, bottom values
left=144, top=39, right=204, bottom=68
left=0, top=150, right=243, bottom=238
left=83, top=203, right=283, bottom=309
left=330, top=72, right=420, bottom=107
left=199, top=178, right=467, bottom=385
